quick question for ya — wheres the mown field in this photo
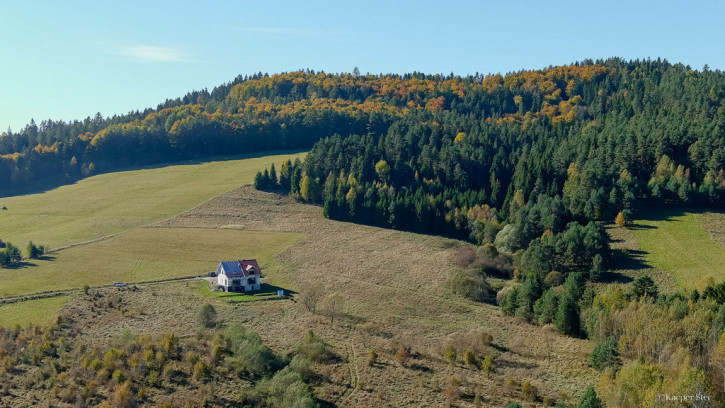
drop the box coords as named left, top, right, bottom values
left=630, top=209, right=725, bottom=290
left=0, top=296, right=70, bottom=327
left=0, top=150, right=305, bottom=326
left=0, top=150, right=305, bottom=250
left=0, top=227, right=302, bottom=297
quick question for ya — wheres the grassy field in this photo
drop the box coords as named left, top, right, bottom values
left=630, top=209, right=725, bottom=289
left=0, top=296, right=70, bottom=327
left=0, top=227, right=302, bottom=297
left=0, top=150, right=305, bottom=250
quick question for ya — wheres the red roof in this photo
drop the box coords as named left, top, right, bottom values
left=238, top=259, right=261, bottom=277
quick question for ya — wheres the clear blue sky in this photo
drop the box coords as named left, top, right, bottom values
left=1, top=0, right=724, bottom=132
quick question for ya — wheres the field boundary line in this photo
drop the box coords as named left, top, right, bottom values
left=0, top=275, right=201, bottom=305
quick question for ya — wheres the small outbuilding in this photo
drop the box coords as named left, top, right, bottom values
left=215, top=259, right=262, bottom=292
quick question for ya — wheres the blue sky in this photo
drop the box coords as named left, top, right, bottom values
left=1, top=0, right=724, bottom=132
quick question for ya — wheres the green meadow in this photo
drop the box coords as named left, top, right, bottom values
left=0, top=150, right=305, bottom=250
left=630, top=210, right=725, bottom=290
left=0, top=151, right=305, bottom=325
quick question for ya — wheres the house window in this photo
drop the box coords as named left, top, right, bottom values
left=248, top=268, right=255, bottom=275
left=248, top=278, right=256, bottom=285
left=232, top=279, right=240, bottom=286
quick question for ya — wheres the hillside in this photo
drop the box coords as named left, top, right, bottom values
left=1, top=187, right=596, bottom=407
left=4, top=58, right=725, bottom=406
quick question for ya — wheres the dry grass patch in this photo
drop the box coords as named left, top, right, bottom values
left=153, top=186, right=598, bottom=406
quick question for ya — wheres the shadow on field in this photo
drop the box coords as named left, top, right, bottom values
left=1, top=254, right=57, bottom=270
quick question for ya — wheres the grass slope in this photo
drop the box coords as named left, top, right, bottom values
left=156, top=186, right=597, bottom=406
left=0, top=150, right=305, bottom=250
left=0, top=296, right=70, bottom=327
left=630, top=209, right=725, bottom=289
left=0, top=227, right=302, bottom=297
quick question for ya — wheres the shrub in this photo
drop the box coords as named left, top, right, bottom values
left=481, top=355, right=493, bottom=376
left=504, top=378, right=519, bottom=393
left=368, top=349, right=378, bottom=367
left=448, top=269, right=495, bottom=303
left=198, top=303, right=217, bottom=328
left=521, top=381, right=537, bottom=401
left=463, top=349, right=478, bottom=368
left=226, top=324, right=284, bottom=376
left=193, top=360, right=210, bottom=382
left=289, top=357, right=314, bottom=382
left=112, top=369, right=125, bottom=384
left=455, top=246, right=477, bottom=267
left=110, top=381, right=135, bottom=408
left=296, top=330, right=334, bottom=363
left=254, top=367, right=317, bottom=408
left=395, top=348, right=410, bottom=367
left=544, top=271, right=564, bottom=287
left=444, top=344, right=457, bottom=366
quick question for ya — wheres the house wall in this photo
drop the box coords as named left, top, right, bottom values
left=215, top=266, right=261, bottom=292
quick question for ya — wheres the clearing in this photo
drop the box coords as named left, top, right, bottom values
left=0, top=150, right=305, bottom=249
left=629, top=209, right=725, bottom=290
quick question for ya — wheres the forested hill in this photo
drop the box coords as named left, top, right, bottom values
left=3, top=58, right=725, bottom=226
left=250, top=58, right=725, bottom=239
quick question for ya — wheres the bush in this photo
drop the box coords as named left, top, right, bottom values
left=368, top=349, right=378, bottom=367
left=444, top=344, right=457, bottom=366
left=448, top=269, right=494, bottom=303
left=112, top=369, right=125, bottom=384
left=226, top=324, right=284, bottom=376
left=521, top=381, right=537, bottom=401
left=455, top=246, right=477, bottom=268
left=544, top=271, right=564, bottom=287
left=296, top=330, right=334, bottom=363
left=481, top=355, right=493, bottom=376
left=463, top=349, right=478, bottom=368
left=253, top=367, right=317, bottom=408
left=289, top=357, right=315, bottom=382
left=198, top=303, right=217, bottom=328
left=395, top=347, right=410, bottom=367
left=193, top=360, right=210, bottom=382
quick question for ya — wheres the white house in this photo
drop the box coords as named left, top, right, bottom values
left=215, top=260, right=262, bottom=292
